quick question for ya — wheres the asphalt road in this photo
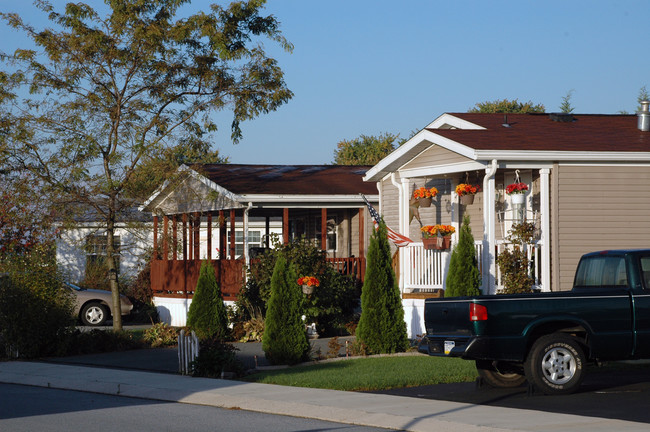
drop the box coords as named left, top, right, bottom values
left=371, top=362, right=650, bottom=425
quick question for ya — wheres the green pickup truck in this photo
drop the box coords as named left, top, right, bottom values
left=419, top=249, right=650, bottom=395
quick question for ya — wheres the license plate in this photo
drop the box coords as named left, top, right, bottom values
left=444, top=341, right=455, bottom=355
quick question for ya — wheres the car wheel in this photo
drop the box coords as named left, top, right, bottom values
left=81, top=302, right=109, bottom=326
left=476, top=360, right=527, bottom=388
left=524, top=333, right=586, bottom=395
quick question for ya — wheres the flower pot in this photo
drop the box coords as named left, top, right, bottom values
left=302, top=284, right=314, bottom=295
left=439, top=235, right=451, bottom=250
left=422, top=237, right=437, bottom=250
left=418, top=197, right=432, bottom=208
left=510, top=193, right=525, bottom=205
left=460, top=194, right=475, bottom=205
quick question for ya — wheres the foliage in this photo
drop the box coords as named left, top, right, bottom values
left=412, top=187, right=438, bottom=199
left=239, top=236, right=359, bottom=336
left=243, top=356, right=479, bottom=391
left=356, top=222, right=409, bottom=355
left=559, top=90, right=575, bottom=113
left=262, top=257, right=310, bottom=365
left=496, top=222, right=537, bottom=294
left=445, top=215, right=481, bottom=298
left=0, top=0, right=292, bottom=329
left=468, top=99, right=546, bottom=113
left=0, top=274, right=75, bottom=358
left=187, top=261, right=229, bottom=341
left=63, top=329, right=144, bottom=355
left=455, top=183, right=479, bottom=196
left=190, top=336, right=244, bottom=378
left=333, top=132, right=400, bottom=165
left=143, top=322, right=179, bottom=348
left=638, top=86, right=650, bottom=112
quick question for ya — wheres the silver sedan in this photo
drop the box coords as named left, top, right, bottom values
left=64, top=282, right=133, bottom=326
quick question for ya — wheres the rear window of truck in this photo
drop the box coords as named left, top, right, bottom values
left=574, top=256, right=628, bottom=289
left=639, top=256, right=650, bottom=290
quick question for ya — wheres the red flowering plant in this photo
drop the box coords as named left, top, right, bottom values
left=455, top=183, right=479, bottom=196
left=412, top=187, right=438, bottom=199
left=505, top=182, right=528, bottom=195
left=297, top=276, right=320, bottom=287
left=421, top=224, right=455, bottom=238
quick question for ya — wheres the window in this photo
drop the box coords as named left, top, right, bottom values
left=315, top=216, right=337, bottom=251
left=638, top=256, right=650, bottom=290
left=574, top=255, right=627, bottom=289
left=85, top=235, right=120, bottom=276
left=227, top=230, right=261, bottom=258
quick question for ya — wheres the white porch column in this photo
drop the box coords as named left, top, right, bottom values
left=540, top=169, right=551, bottom=292
left=482, top=160, right=498, bottom=295
left=243, top=202, right=253, bottom=266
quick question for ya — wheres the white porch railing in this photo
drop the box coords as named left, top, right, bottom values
left=403, top=241, right=483, bottom=292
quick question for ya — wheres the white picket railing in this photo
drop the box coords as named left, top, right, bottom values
left=178, top=329, right=199, bottom=375
left=495, top=241, right=543, bottom=290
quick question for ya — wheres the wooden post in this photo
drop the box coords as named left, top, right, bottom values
left=219, top=211, right=226, bottom=259
left=265, top=216, right=270, bottom=248
left=207, top=213, right=212, bottom=260
left=283, top=208, right=289, bottom=245
left=182, top=213, right=188, bottom=297
left=163, top=215, right=169, bottom=261
left=359, top=207, right=365, bottom=257
left=321, top=208, right=327, bottom=251
left=172, top=215, right=178, bottom=260
left=230, top=209, right=236, bottom=259
left=193, top=211, right=200, bottom=260
left=153, top=216, right=158, bottom=259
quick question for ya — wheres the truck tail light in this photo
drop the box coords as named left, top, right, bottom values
left=470, top=303, right=488, bottom=321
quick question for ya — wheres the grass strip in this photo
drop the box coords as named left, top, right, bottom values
left=241, top=355, right=478, bottom=391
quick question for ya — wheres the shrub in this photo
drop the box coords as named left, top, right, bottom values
left=445, top=215, right=481, bottom=297
left=262, top=256, right=310, bottom=365
left=143, top=322, right=179, bottom=347
left=0, top=261, right=76, bottom=359
left=187, top=260, right=229, bottom=340
left=63, top=329, right=143, bottom=355
left=497, top=222, right=536, bottom=294
left=356, top=221, right=409, bottom=354
left=191, top=336, right=244, bottom=378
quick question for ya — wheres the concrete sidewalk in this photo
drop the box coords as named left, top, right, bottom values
left=1, top=361, right=648, bottom=432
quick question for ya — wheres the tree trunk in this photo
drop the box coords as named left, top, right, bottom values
left=106, top=209, right=122, bottom=330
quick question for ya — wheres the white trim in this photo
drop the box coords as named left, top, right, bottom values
left=540, top=168, right=551, bottom=293
left=400, top=161, right=487, bottom=178
left=483, top=160, right=498, bottom=295
left=426, top=113, right=487, bottom=130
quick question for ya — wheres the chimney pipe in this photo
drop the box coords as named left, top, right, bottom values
left=639, top=100, right=650, bottom=131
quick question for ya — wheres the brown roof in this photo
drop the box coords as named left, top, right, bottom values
left=194, top=164, right=377, bottom=195
left=429, top=113, right=650, bottom=152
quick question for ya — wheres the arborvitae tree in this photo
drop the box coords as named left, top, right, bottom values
left=445, top=215, right=481, bottom=298
left=187, top=261, right=228, bottom=341
left=356, top=222, right=409, bottom=354
left=262, top=256, right=310, bottom=365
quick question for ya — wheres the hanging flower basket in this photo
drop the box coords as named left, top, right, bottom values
left=510, top=193, right=526, bottom=205
left=421, top=225, right=455, bottom=250
left=422, top=237, right=437, bottom=250
left=412, top=187, right=438, bottom=208
left=456, top=183, right=479, bottom=205
left=437, top=235, right=452, bottom=250
left=506, top=182, right=528, bottom=206
left=297, top=276, right=320, bottom=295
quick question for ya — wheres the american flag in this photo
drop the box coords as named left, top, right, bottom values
left=361, top=194, right=413, bottom=247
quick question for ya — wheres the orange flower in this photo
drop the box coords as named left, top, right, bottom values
left=455, top=183, right=479, bottom=196
left=297, top=276, right=320, bottom=287
left=421, top=224, right=456, bottom=238
left=412, top=187, right=438, bottom=199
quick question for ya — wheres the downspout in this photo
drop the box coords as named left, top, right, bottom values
left=483, top=160, right=498, bottom=295
left=390, top=173, right=405, bottom=292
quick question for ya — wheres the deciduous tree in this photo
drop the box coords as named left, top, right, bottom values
left=0, top=0, right=293, bottom=329
left=468, top=99, right=545, bottom=113
left=333, top=132, right=400, bottom=165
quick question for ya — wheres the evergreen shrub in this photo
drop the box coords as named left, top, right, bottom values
left=187, top=260, right=229, bottom=340
left=445, top=215, right=481, bottom=297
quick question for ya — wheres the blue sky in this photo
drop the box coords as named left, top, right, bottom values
left=3, top=1, right=650, bottom=165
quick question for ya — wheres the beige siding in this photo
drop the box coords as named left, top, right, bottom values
left=380, top=177, right=400, bottom=231
left=459, top=173, right=484, bottom=242
left=556, top=165, right=650, bottom=290
left=408, top=178, right=454, bottom=240
left=402, top=145, right=472, bottom=171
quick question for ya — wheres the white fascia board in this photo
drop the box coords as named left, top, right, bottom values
left=426, top=113, right=486, bottom=130
left=241, top=194, right=379, bottom=208
left=475, top=150, right=650, bottom=162
left=399, top=161, right=487, bottom=179
left=364, top=130, right=477, bottom=182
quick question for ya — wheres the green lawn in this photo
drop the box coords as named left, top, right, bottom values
left=241, top=355, right=478, bottom=391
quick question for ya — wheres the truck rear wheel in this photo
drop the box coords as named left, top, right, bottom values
left=524, top=333, right=586, bottom=395
left=476, top=360, right=527, bottom=388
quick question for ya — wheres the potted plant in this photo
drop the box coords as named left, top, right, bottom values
left=456, top=183, right=479, bottom=205
left=420, top=224, right=455, bottom=250
left=297, top=276, right=320, bottom=295
left=506, top=182, right=528, bottom=205
left=412, top=187, right=438, bottom=208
